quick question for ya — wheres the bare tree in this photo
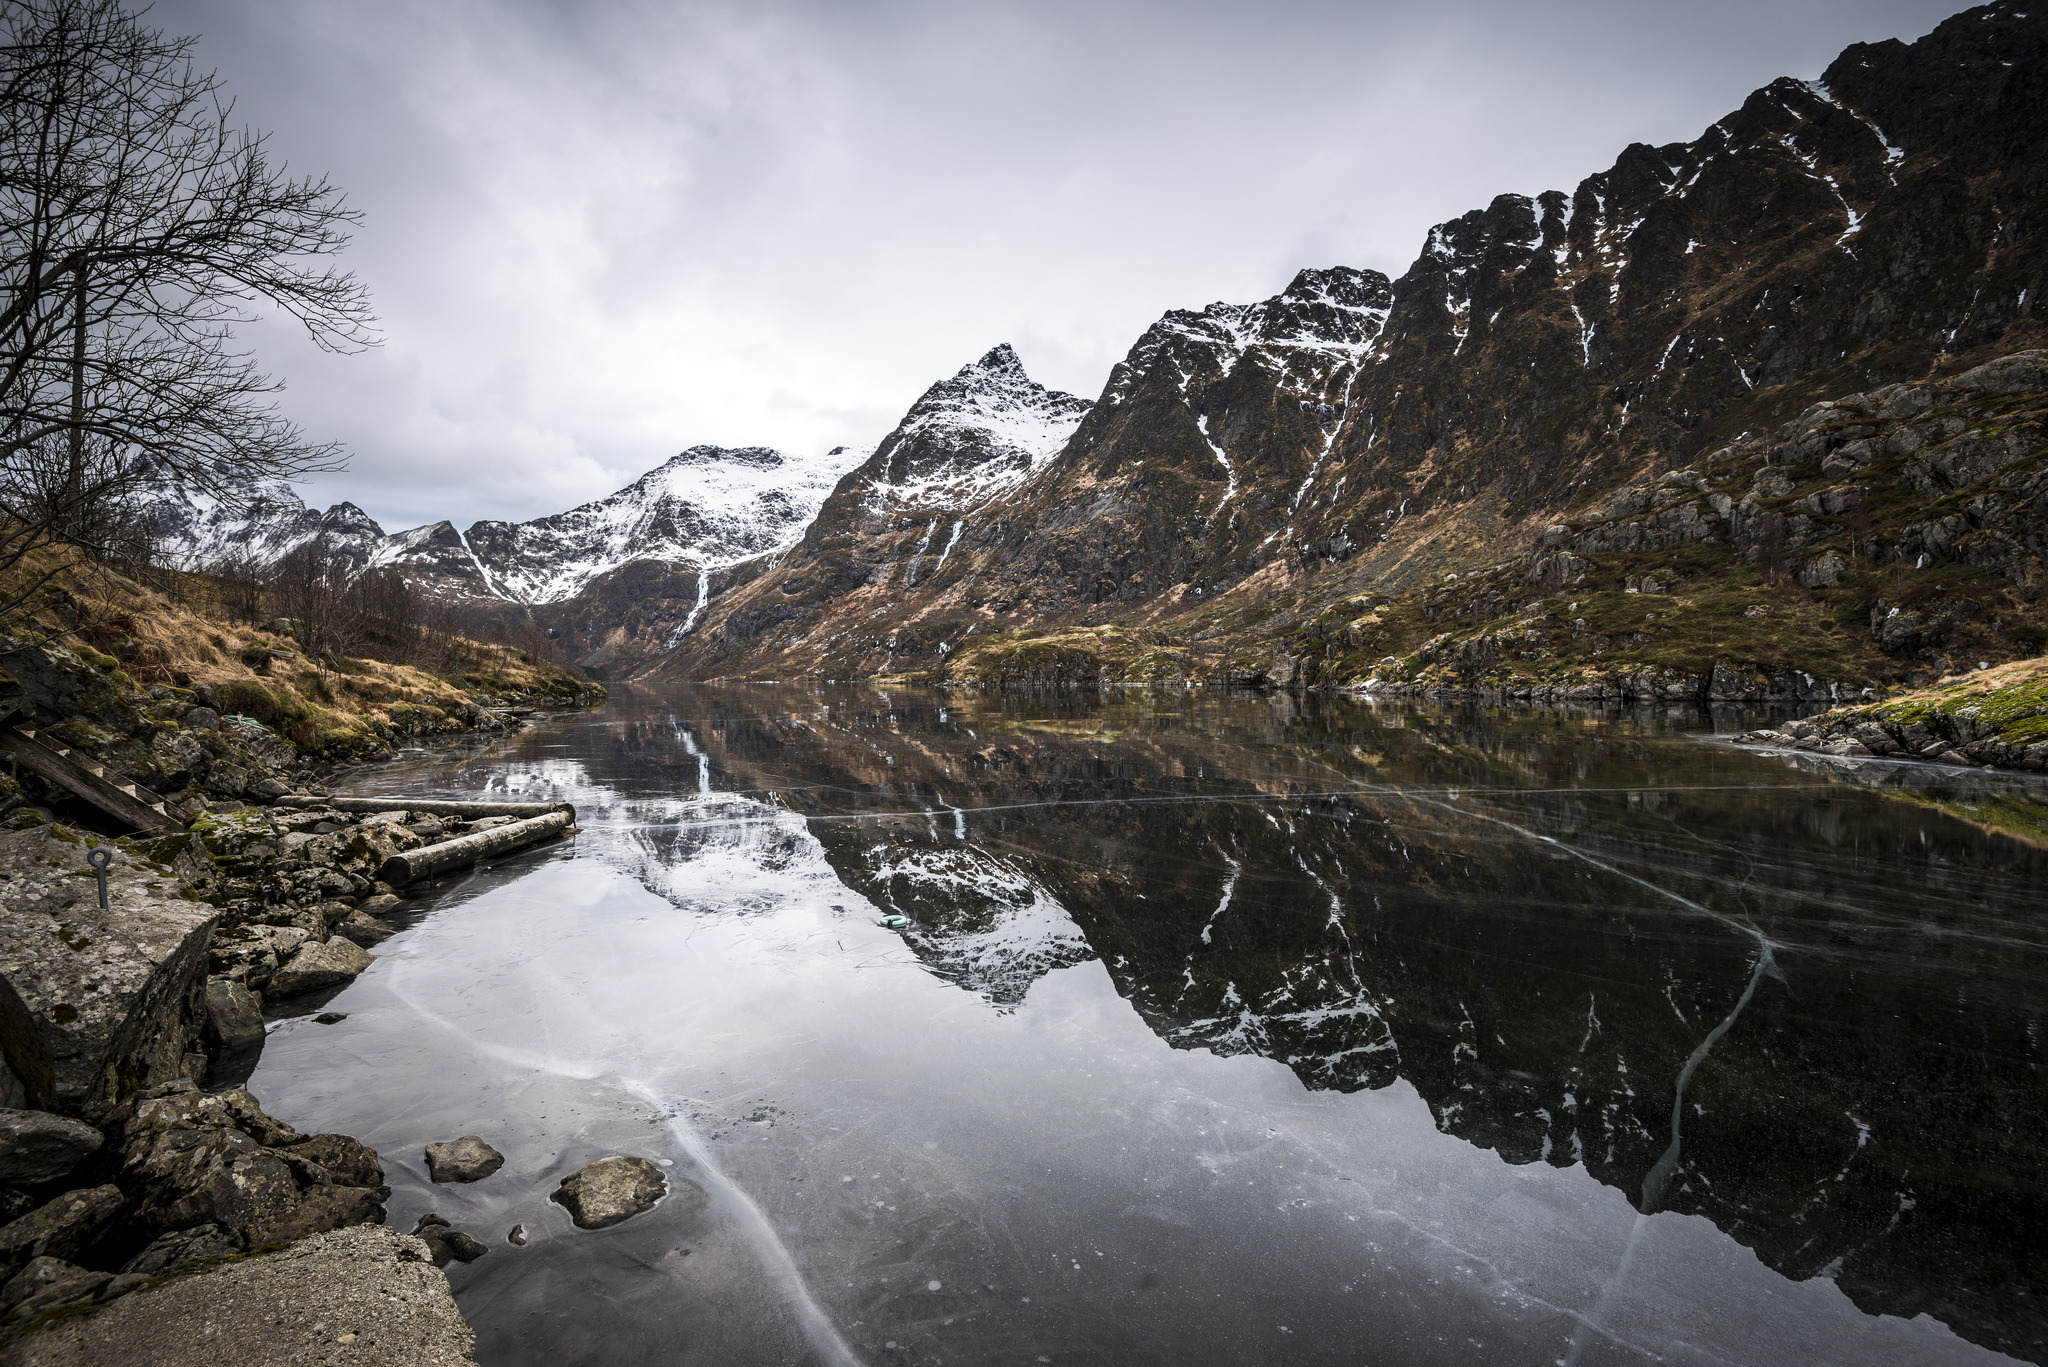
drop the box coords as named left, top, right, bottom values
left=0, top=0, right=376, bottom=612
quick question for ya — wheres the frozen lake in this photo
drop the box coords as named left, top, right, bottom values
left=248, top=685, right=2048, bottom=1366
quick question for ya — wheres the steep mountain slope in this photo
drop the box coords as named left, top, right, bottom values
left=607, top=343, right=1095, bottom=678
left=673, top=271, right=1386, bottom=676
left=142, top=444, right=869, bottom=608
left=666, top=0, right=2048, bottom=688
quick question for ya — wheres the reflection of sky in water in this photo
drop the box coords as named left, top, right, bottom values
left=248, top=687, right=2046, bottom=1366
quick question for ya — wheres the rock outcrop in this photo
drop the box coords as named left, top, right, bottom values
left=110, top=1082, right=388, bottom=1258
left=0, top=830, right=216, bottom=1121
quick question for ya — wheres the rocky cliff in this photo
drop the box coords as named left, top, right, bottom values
left=661, top=0, right=2047, bottom=691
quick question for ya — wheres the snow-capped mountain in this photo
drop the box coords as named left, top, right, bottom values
left=534, top=342, right=1091, bottom=678
left=143, top=476, right=387, bottom=569
left=450, top=444, right=868, bottom=603
left=142, top=443, right=871, bottom=606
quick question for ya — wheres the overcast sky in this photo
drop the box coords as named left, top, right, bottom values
left=150, top=0, right=1964, bottom=533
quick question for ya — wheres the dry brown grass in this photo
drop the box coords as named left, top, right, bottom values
left=1, top=545, right=589, bottom=757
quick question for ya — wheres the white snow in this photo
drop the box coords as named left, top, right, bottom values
left=459, top=442, right=872, bottom=604
left=859, top=345, right=1089, bottom=517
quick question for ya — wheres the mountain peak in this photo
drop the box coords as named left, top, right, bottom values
left=966, top=342, right=1026, bottom=378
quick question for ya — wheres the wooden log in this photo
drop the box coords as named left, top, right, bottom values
left=377, top=810, right=573, bottom=885
left=277, top=794, right=574, bottom=821
left=2, top=726, right=180, bottom=834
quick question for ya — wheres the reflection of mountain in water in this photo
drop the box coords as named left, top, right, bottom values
left=616, top=686, right=2047, bottom=1366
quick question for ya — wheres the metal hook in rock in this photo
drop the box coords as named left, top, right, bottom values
left=86, top=846, right=114, bottom=910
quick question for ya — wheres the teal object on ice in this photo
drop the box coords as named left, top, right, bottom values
left=879, top=915, right=910, bottom=929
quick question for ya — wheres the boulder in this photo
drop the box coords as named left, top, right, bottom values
left=0, top=1111, right=103, bottom=1186
left=267, top=936, right=373, bottom=997
left=548, top=1156, right=669, bottom=1230
left=1947, top=349, right=2048, bottom=397
left=2, top=1224, right=478, bottom=1366
left=334, top=911, right=397, bottom=948
left=410, top=1214, right=487, bottom=1268
left=0, top=829, right=218, bottom=1121
left=0, top=639, right=137, bottom=734
left=284, top=1133, right=384, bottom=1190
left=202, top=978, right=264, bottom=1049
left=0, top=1256, right=110, bottom=1321
left=424, top=1136, right=503, bottom=1184
left=119, top=1222, right=238, bottom=1276
left=114, top=1086, right=385, bottom=1251
left=0, top=1186, right=124, bottom=1274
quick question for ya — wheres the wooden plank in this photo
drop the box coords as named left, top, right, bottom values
left=2, top=726, right=180, bottom=835
left=377, top=810, right=574, bottom=885
left=276, top=795, right=574, bottom=821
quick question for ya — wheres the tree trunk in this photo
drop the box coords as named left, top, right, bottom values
left=276, top=795, right=574, bottom=821
left=377, top=811, right=573, bottom=886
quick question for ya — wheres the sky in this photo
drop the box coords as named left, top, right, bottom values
left=149, top=0, right=1968, bottom=533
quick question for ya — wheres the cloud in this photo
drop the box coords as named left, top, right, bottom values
left=154, top=0, right=1961, bottom=532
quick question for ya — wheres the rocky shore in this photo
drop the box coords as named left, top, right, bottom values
left=1731, top=657, right=2048, bottom=775
left=0, top=628, right=602, bottom=1360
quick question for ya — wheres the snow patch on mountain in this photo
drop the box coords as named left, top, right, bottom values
left=1106, top=266, right=1394, bottom=407
left=142, top=443, right=872, bottom=605
left=141, top=476, right=385, bottom=568
left=860, top=344, right=1091, bottom=515
left=453, top=444, right=872, bottom=604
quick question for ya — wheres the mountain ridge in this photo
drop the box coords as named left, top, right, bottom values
left=650, top=0, right=2047, bottom=691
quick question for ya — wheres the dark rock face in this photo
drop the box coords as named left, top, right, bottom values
left=548, top=1156, right=669, bottom=1230
left=119, top=1222, right=239, bottom=1277
left=200, top=978, right=265, bottom=1052
left=0, top=1186, right=124, bottom=1275
left=409, top=1213, right=487, bottom=1267
left=666, top=4, right=2048, bottom=686
left=0, top=1254, right=111, bottom=1321
left=0, top=1111, right=103, bottom=1187
left=423, top=1136, right=503, bottom=1184
left=112, top=1084, right=387, bottom=1256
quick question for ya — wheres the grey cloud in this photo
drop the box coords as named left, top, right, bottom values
left=152, top=0, right=1963, bottom=532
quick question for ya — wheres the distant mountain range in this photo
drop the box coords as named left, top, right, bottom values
left=149, top=0, right=2048, bottom=693
left=144, top=442, right=869, bottom=606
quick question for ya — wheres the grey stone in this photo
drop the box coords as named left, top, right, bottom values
left=548, top=1155, right=669, bottom=1230
left=1947, top=349, right=2048, bottom=397
left=0, top=1256, right=109, bottom=1321
left=115, top=1088, right=385, bottom=1251
left=410, top=1214, right=487, bottom=1267
left=267, top=936, right=374, bottom=997
left=424, top=1136, right=503, bottom=1184
left=1, top=1224, right=478, bottom=1366
left=0, top=830, right=218, bottom=1121
left=0, top=1186, right=124, bottom=1274
left=334, top=911, right=397, bottom=948
left=202, top=977, right=265, bottom=1049
left=119, top=1222, right=240, bottom=1276
left=0, top=1111, right=102, bottom=1186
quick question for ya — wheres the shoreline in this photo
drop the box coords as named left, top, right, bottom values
left=0, top=628, right=604, bottom=1359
